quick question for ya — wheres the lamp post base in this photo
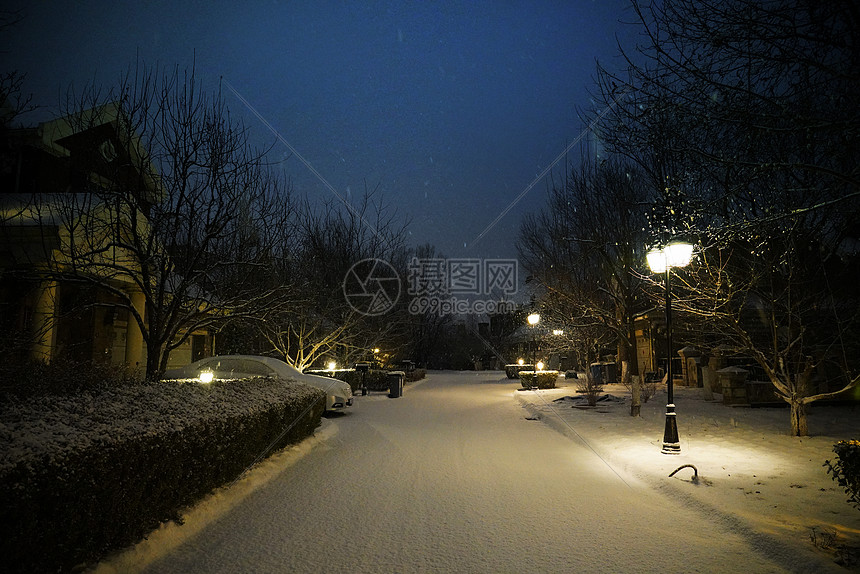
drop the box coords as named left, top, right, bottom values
left=661, top=404, right=680, bottom=455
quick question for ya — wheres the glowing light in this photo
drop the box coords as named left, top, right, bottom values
left=647, top=241, right=694, bottom=274
left=527, top=313, right=540, bottom=326
left=327, top=361, right=336, bottom=371
left=198, top=371, right=214, bottom=384
left=646, top=249, right=667, bottom=273
left=665, top=241, right=694, bottom=268
left=553, top=329, right=564, bottom=336
left=536, top=361, right=545, bottom=371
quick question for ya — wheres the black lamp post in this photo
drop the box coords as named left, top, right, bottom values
left=527, top=312, right=540, bottom=377
left=647, top=241, right=694, bottom=455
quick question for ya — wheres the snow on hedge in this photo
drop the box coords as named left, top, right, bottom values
left=0, top=377, right=322, bottom=475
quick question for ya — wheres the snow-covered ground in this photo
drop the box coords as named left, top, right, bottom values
left=88, top=371, right=860, bottom=573
left=516, top=378, right=860, bottom=569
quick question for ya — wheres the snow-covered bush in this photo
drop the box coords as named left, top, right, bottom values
left=0, top=358, right=142, bottom=398
left=0, top=377, right=324, bottom=573
left=406, top=368, right=426, bottom=382
left=519, top=371, right=558, bottom=389
left=825, top=440, right=860, bottom=511
left=576, top=373, right=604, bottom=406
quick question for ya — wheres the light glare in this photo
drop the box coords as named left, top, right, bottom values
left=665, top=241, right=694, bottom=268
left=646, top=249, right=667, bottom=273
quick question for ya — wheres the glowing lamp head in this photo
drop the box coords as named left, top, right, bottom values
left=648, top=241, right=693, bottom=273
left=527, top=313, right=540, bottom=326
left=517, top=358, right=524, bottom=366
left=198, top=371, right=214, bottom=384
left=665, top=241, right=694, bottom=268
left=536, top=361, right=545, bottom=371
left=646, top=249, right=667, bottom=274
left=327, top=361, right=336, bottom=371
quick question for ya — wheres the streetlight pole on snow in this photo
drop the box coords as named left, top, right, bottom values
left=527, top=313, right=540, bottom=376
left=646, top=241, right=694, bottom=455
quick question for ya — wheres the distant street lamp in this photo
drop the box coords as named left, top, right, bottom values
left=527, top=313, right=540, bottom=375
left=647, top=241, right=694, bottom=455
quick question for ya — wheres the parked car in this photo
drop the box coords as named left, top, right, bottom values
left=164, top=355, right=353, bottom=411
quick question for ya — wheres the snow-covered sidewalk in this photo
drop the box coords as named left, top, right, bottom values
left=514, top=379, right=860, bottom=570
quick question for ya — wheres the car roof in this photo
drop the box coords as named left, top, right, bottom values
left=198, top=355, right=289, bottom=368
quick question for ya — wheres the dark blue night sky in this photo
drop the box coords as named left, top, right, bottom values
left=5, top=1, right=637, bottom=260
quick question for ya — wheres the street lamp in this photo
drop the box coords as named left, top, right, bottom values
left=527, top=313, right=540, bottom=373
left=647, top=241, right=694, bottom=455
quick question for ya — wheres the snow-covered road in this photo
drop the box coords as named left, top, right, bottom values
left=108, top=372, right=793, bottom=573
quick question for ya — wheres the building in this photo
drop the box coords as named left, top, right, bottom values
left=0, top=106, right=212, bottom=373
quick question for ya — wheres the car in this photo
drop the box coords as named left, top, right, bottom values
left=164, top=355, right=353, bottom=411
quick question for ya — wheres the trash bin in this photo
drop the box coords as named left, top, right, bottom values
left=387, top=371, right=405, bottom=398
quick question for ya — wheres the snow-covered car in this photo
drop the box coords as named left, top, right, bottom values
left=164, top=355, right=353, bottom=411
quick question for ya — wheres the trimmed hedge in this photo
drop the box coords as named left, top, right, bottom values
left=336, top=369, right=390, bottom=392
left=406, top=368, right=426, bottom=383
left=518, top=370, right=559, bottom=389
left=0, top=378, right=324, bottom=573
left=825, top=440, right=860, bottom=511
left=335, top=368, right=426, bottom=393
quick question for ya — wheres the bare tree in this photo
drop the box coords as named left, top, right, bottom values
left=519, top=158, right=651, bottom=414
left=594, top=0, right=859, bottom=203
left=400, top=243, right=454, bottom=368
left=4, top=62, right=292, bottom=379
left=0, top=9, right=36, bottom=130
left=589, top=0, right=860, bottom=434
left=259, top=190, right=409, bottom=370
left=664, top=198, right=860, bottom=436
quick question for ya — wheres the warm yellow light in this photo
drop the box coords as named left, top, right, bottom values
left=648, top=242, right=693, bottom=273
left=327, top=361, right=336, bottom=371
left=198, top=371, right=214, bottom=384
left=536, top=361, right=545, bottom=371
left=517, top=358, right=524, bottom=365
left=553, top=329, right=563, bottom=336
left=527, top=313, right=540, bottom=326
left=646, top=249, right=667, bottom=273
left=665, top=241, right=694, bottom=268
left=373, top=348, right=380, bottom=354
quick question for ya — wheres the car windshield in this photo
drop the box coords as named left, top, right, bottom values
left=210, top=358, right=275, bottom=377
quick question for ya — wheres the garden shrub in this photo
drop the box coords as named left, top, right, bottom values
left=825, top=440, right=860, bottom=511
left=0, top=358, right=142, bottom=398
left=519, top=370, right=558, bottom=389
left=336, top=369, right=390, bottom=392
left=406, top=368, right=426, bottom=382
left=0, top=377, right=324, bottom=573
left=576, top=374, right=604, bottom=406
